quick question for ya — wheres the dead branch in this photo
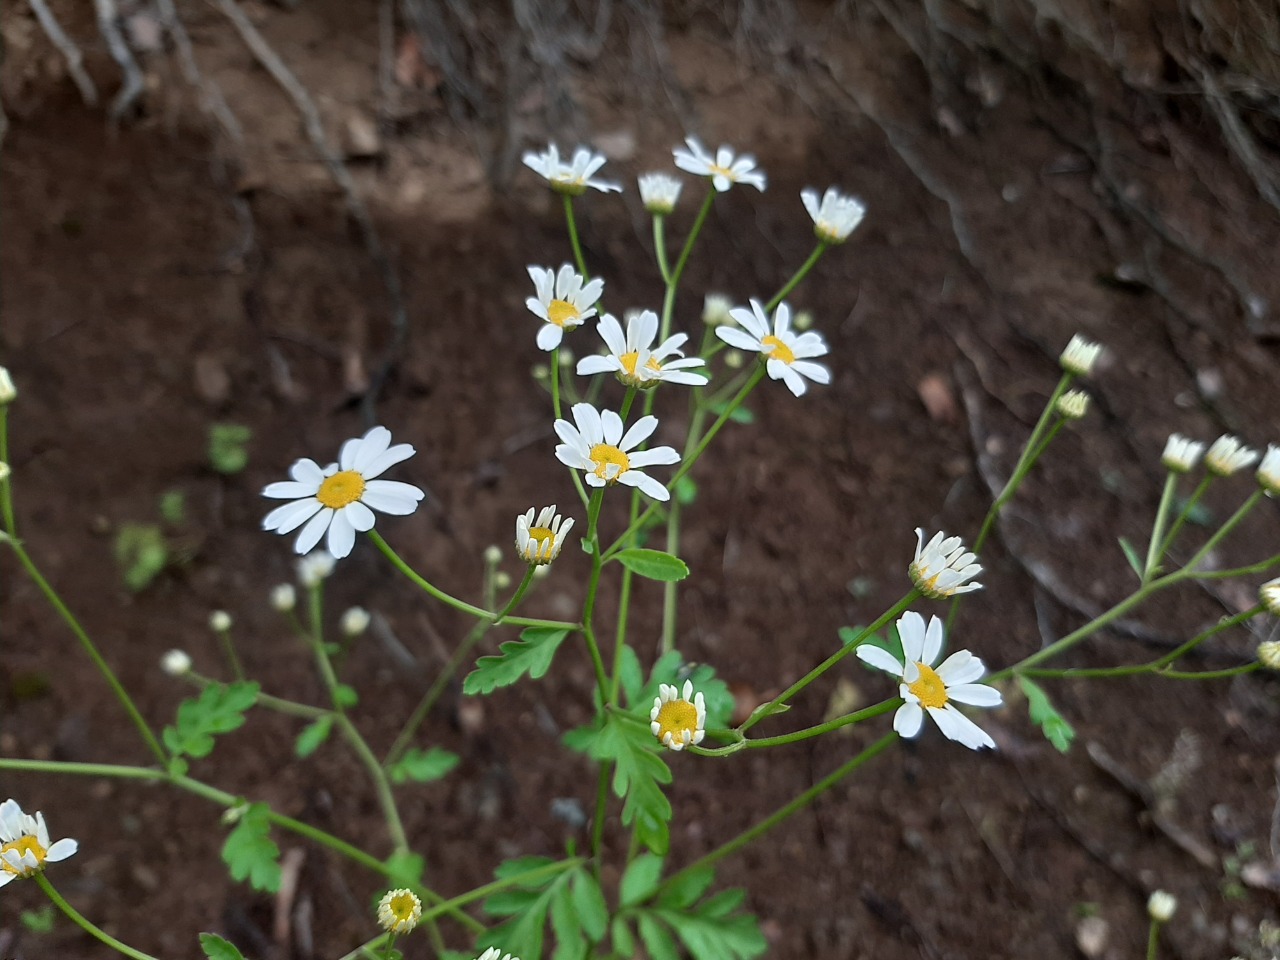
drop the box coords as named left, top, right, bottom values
left=214, top=0, right=408, bottom=421
left=27, top=0, right=99, bottom=107
left=92, top=0, right=146, bottom=121
left=156, top=0, right=243, bottom=146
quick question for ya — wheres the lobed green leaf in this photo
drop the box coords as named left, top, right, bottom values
left=294, top=715, right=333, bottom=759
left=387, top=746, right=460, bottom=784
left=164, top=681, right=259, bottom=760
left=221, top=802, right=282, bottom=893
left=199, top=933, right=247, bottom=960
left=463, top=627, right=571, bottom=696
left=1019, top=676, right=1076, bottom=753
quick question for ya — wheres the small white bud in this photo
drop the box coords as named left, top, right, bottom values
left=297, top=551, right=336, bottom=587
left=1055, top=389, right=1090, bottom=421
left=340, top=606, right=371, bottom=638
left=532, top=563, right=552, bottom=580
left=1261, top=577, right=1280, bottom=617
left=637, top=172, right=682, bottom=215
left=483, top=544, right=503, bottom=566
left=1147, top=890, right=1177, bottom=923
left=0, top=461, right=9, bottom=483
left=0, top=367, right=15, bottom=405
left=208, top=610, right=232, bottom=633
left=1059, top=334, right=1103, bottom=377
left=377, top=887, right=423, bottom=934
left=702, top=293, right=734, bottom=328
left=532, top=363, right=551, bottom=381
left=1204, top=434, right=1260, bottom=477
left=558, top=347, right=574, bottom=367
left=160, top=649, right=192, bottom=676
left=792, top=310, right=814, bottom=331
left=493, top=571, right=513, bottom=591
left=1258, top=640, right=1280, bottom=671
left=1161, top=434, right=1204, bottom=474
left=270, top=583, right=296, bottom=613
left=724, top=349, right=745, bottom=369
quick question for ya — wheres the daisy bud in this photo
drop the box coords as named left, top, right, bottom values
left=532, top=563, right=552, bottom=580
left=702, top=294, right=734, bottom=327
left=1261, top=577, right=1280, bottom=617
left=0, top=462, right=9, bottom=483
left=1059, top=334, right=1103, bottom=377
left=531, top=363, right=551, bottom=381
left=522, top=144, right=621, bottom=196
left=208, top=610, right=232, bottom=633
left=0, top=367, right=15, bottom=405
left=793, top=309, right=815, bottom=332
left=1256, top=444, right=1280, bottom=496
left=1147, top=890, right=1177, bottom=923
left=1055, top=389, right=1090, bottom=421
left=340, top=606, right=370, bottom=638
left=638, top=172, right=682, bottom=215
left=1204, top=434, right=1259, bottom=477
left=1161, top=434, right=1204, bottom=474
left=483, top=544, right=503, bottom=566
left=160, top=649, right=193, bottom=676
left=558, top=347, right=574, bottom=367
left=297, top=551, right=336, bottom=588
left=377, top=888, right=422, bottom=934
left=270, top=584, right=296, bottom=613
left=909, top=528, right=983, bottom=598
left=1257, top=640, right=1280, bottom=671
left=516, top=506, right=575, bottom=566
left=493, top=571, right=512, bottom=591
left=724, top=349, right=745, bottom=369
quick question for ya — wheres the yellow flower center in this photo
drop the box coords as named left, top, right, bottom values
left=907, top=663, right=948, bottom=710
left=588, top=443, right=630, bottom=482
left=0, top=836, right=47, bottom=876
left=526, top=525, right=556, bottom=561
left=619, top=352, right=664, bottom=380
left=710, top=163, right=734, bottom=180
left=316, top=470, right=365, bottom=509
left=548, top=299, right=581, bottom=327
left=760, top=335, right=795, bottom=365
left=386, top=891, right=419, bottom=929
left=654, top=699, right=699, bottom=742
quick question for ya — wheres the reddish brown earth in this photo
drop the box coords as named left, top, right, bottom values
left=3, top=2, right=1280, bottom=959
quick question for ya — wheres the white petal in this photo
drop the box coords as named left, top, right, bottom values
left=45, top=838, right=77, bottom=862
left=732, top=304, right=769, bottom=340
left=362, top=480, right=425, bottom=515
left=572, top=403, right=604, bottom=443
left=893, top=702, right=924, bottom=738
left=263, top=498, right=324, bottom=534
left=361, top=443, right=415, bottom=480
left=777, top=364, right=807, bottom=396
left=597, top=315, right=627, bottom=356
left=715, top=327, right=762, bottom=352
left=577, top=356, right=617, bottom=376
left=620, top=471, right=670, bottom=501
left=933, top=705, right=995, bottom=749
left=343, top=500, right=377, bottom=532
left=351, top=427, right=392, bottom=472
left=922, top=616, right=944, bottom=666
left=289, top=459, right=326, bottom=485
left=619, top=415, right=658, bottom=451
left=801, top=188, right=821, bottom=221
left=294, top=508, right=333, bottom=556
left=855, top=645, right=904, bottom=676
left=326, top=510, right=357, bottom=559
left=627, top=446, right=680, bottom=467
left=600, top=409, right=625, bottom=446
left=537, top=324, right=563, bottom=351
left=662, top=370, right=710, bottom=386
left=0, top=872, right=15, bottom=887
left=789, top=360, right=831, bottom=385
left=262, top=480, right=317, bottom=500
left=947, top=683, right=1002, bottom=707
left=935, top=650, right=983, bottom=685
left=897, top=612, right=926, bottom=663
left=791, top=332, right=829, bottom=359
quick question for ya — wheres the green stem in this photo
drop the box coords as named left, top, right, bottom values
left=1182, top=490, right=1264, bottom=574
left=35, top=874, right=159, bottom=960
left=590, top=763, right=610, bottom=868
left=742, top=699, right=900, bottom=748
left=740, top=592, right=917, bottom=733
left=336, top=714, right=408, bottom=850
left=0, top=411, right=15, bottom=533
left=563, top=195, right=588, bottom=277
left=188, top=671, right=330, bottom=720
left=662, top=733, right=896, bottom=889
left=579, top=488, right=612, bottom=699
left=1143, top=472, right=1179, bottom=582
left=217, top=628, right=246, bottom=682
left=1147, top=919, right=1161, bottom=960
left=653, top=214, right=672, bottom=285
left=1162, top=663, right=1261, bottom=680
left=1158, top=476, right=1212, bottom=560
left=417, top=857, right=583, bottom=923
left=765, top=241, right=828, bottom=312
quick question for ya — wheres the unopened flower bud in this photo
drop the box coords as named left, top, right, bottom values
left=1161, top=434, right=1204, bottom=474
left=638, top=172, right=682, bottom=215
left=724, top=349, right=745, bottom=369
left=1055, top=389, right=1089, bottom=421
left=532, top=563, right=552, bottom=580
left=297, top=551, right=335, bottom=587
left=792, top=310, right=814, bottom=332
left=558, top=347, right=574, bottom=367
left=340, top=606, right=370, bottom=638
left=1059, top=334, right=1103, bottom=377
left=0, top=367, right=15, bottom=405
left=1261, top=577, right=1280, bottom=617
left=1258, top=640, right=1280, bottom=671
left=532, top=363, right=550, bottom=381
left=1256, top=445, right=1280, bottom=496
left=1147, top=890, right=1177, bottom=923
left=208, top=610, right=232, bottom=633
left=270, top=584, right=296, bottom=613
left=161, top=649, right=192, bottom=676
left=1204, top=434, right=1259, bottom=477
left=493, top=570, right=512, bottom=591
left=702, top=294, right=734, bottom=328
left=483, top=544, right=503, bottom=566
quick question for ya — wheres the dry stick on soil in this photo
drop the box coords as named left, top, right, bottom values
left=215, top=0, right=409, bottom=421
left=26, top=0, right=100, bottom=107
left=92, top=0, right=146, bottom=121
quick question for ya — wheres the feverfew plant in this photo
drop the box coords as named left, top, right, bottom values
left=0, top=134, right=1276, bottom=960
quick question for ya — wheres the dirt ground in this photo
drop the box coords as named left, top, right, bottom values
left=3, top=1, right=1280, bottom=959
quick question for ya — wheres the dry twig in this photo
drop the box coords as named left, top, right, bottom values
left=27, top=0, right=99, bottom=107
left=92, top=0, right=146, bottom=121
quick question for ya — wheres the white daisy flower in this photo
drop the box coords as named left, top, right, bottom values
left=516, top=505, right=575, bottom=566
left=1055, top=389, right=1090, bottom=421
left=672, top=137, right=766, bottom=192
left=0, top=799, right=78, bottom=885
left=1259, top=640, right=1280, bottom=670
left=261, top=426, right=425, bottom=560
left=1059, top=334, right=1103, bottom=377
left=650, top=679, right=706, bottom=751
left=526, top=265, right=604, bottom=352
left=522, top=144, right=621, bottom=196
left=208, top=610, right=232, bottom=633
left=554, top=402, right=679, bottom=502
left=1261, top=577, right=1280, bottom=617
left=1204, top=434, right=1260, bottom=477
left=476, top=949, right=522, bottom=960
left=855, top=612, right=1002, bottom=750
left=377, top=888, right=422, bottom=934
left=576, top=311, right=708, bottom=389
left=297, top=551, right=336, bottom=588
left=910, top=528, right=983, bottom=599
left=801, top=187, right=865, bottom=244
left=1161, top=434, right=1204, bottom=474
left=638, top=172, right=682, bottom=214
left=1256, top=444, right=1280, bottom=495
left=715, top=299, right=830, bottom=397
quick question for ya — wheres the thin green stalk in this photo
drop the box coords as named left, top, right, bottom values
left=1147, top=919, right=1161, bottom=960
left=416, top=857, right=583, bottom=923
left=563, top=195, right=589, bottom=277
left=1143, top=472, right=1179, bottom=582
left=187, top=671, right=330, bottom=720
left=217, top=628, right=246, bottom=682
left=552, top=350, right=591, bottom=511
left=336, top=714, right=408, bottom=850
left=740, top=592, right=917, bottom=734
left=1158, top=475, right=1212, bottom=560
left=765, top=241, right=828, bottom=312
left=1161, top=663, right=1261, bottom=680
left=662, top=733, right=896, bottom=889
left=1182, top=490, right=1264, bottom=574
left=579, top=489, right=612, bottom=699
left=0, top=410, right=15, bottom=534
left=35, top=874, right=160, bottom=960
left=741, top=699, right=899, bottom=748
left=653, top=214, right=672, bottom=285
left=590, top=763, right=610, bottom=868
left=1193, top=552, right=1280, bottom=579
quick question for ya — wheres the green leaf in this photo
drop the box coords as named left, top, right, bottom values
left=158, top=489, right=187, bottom=525
left=1019, top=676, right=1076, bottom=753
left=614, top=548, right=690, bottom=582
left=334, top=683, right=359, bottom=708
left=674, top=475, right=699, bottom=506
left=199, top=933, right=247, bottom=960
left=387, top=746, right=461, bottom=784
left=209, top=422, right=252, bottom=475
left=709, top=399, right=754, bottom=425
left=588, top=713, right=672, bottom=855
left=621, top=853, right=664, bottom=907
left=294, top=715, right=333, bottom=759
left=20, top=905, right=55, bottom=933
left=550, top=881, right=586, bottom=960
left=617, top=644, right=643, bottom=706
left=113, top=522, right=169, bottom=591
left=658, top=901, right=767, bottom=960
left=163, top=682, right=259, bottom=759
left=463, top=627, right=571, bottom=696
left=638, top=913, right=681, bottom=960
left=570, top=870, right=608, bottom=942
left=385, top=849, right=426, bottom=889
left=221, top=802, right=282, bottom=893
left=658, top=865, right=716, bottom=910
left=611, top=916, right=635, bottom=958
left=478, top=858, right=572, bottom=960
left=1118, top=536, right=1144, bottom=578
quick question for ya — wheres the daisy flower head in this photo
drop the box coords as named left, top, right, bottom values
left=1261, top=577, right=1280, bottom=617
left=516, top=505, right=575, bottom=566
left=1055, top=389, right=1090, bottom=421
left=910, top=528, right=983, bottom=599
left=1256, top=444, right=1280, bottom=496
left=1059, top=333, right=1103, bottom=377
left=377, top=888, right=422, bottom=934
left=855, top=612, right=1002, bottom=750
left=522, top=144, right=621, bottom=196
left=1161, top=434, right=1204, bottom=474
left=476, top=950, right=522, bottom=960
left=1204, top=434, right=1259, bottom=477
left=672, top=137, right=766, bottom=192
left=0, top=799, right=77, bottom=885
left=801, top=187, right=866, bottom=244
left=554, top=402, right=680, bottom=502
left=650, top=679, right=706, bottom=751
left=1259, top=640, right=1280, bottom=670
left=715, top=299, right=830, bottom=397
left=0, top=366, right=14, bottom=405
left=638, top=172, right=683, bottom=214
left=261, top=426, right=425, bottom=560
left=526, top=265, right=604, bottom=352
left=576, top=311, right=708, bottom=389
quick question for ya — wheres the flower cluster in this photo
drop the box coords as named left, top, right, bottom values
left=1160, top=431, right=1276, bottom=492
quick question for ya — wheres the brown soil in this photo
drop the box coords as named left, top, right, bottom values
left=3, top=2, right=1280, bottom=959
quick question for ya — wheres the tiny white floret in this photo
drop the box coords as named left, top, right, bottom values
left=297, top=551, right=336, bottom=587
left=209, top=610, right=232, bottom=633
left=270, top=584, right=297, bottom=613
left=340, top=606, right=371, bottom=638
left=1059, top=334, right=1103, bottom=377
left=526, top=265, right=604, bottom=352
left=377, top=887, right=422, bottom=933
left=1147, top=891, right=1177, bottom=923
left=638, top=172, right=683, bottom=214
left=1261, top=577, right=1280, bottom=617
left=522, top=144, right=621, bottom=196
left=1055, top=389, right=1090, bottom=421
left=161, top=649, right=193, bottom=676
left=702, top=293, right=734, bottom=328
